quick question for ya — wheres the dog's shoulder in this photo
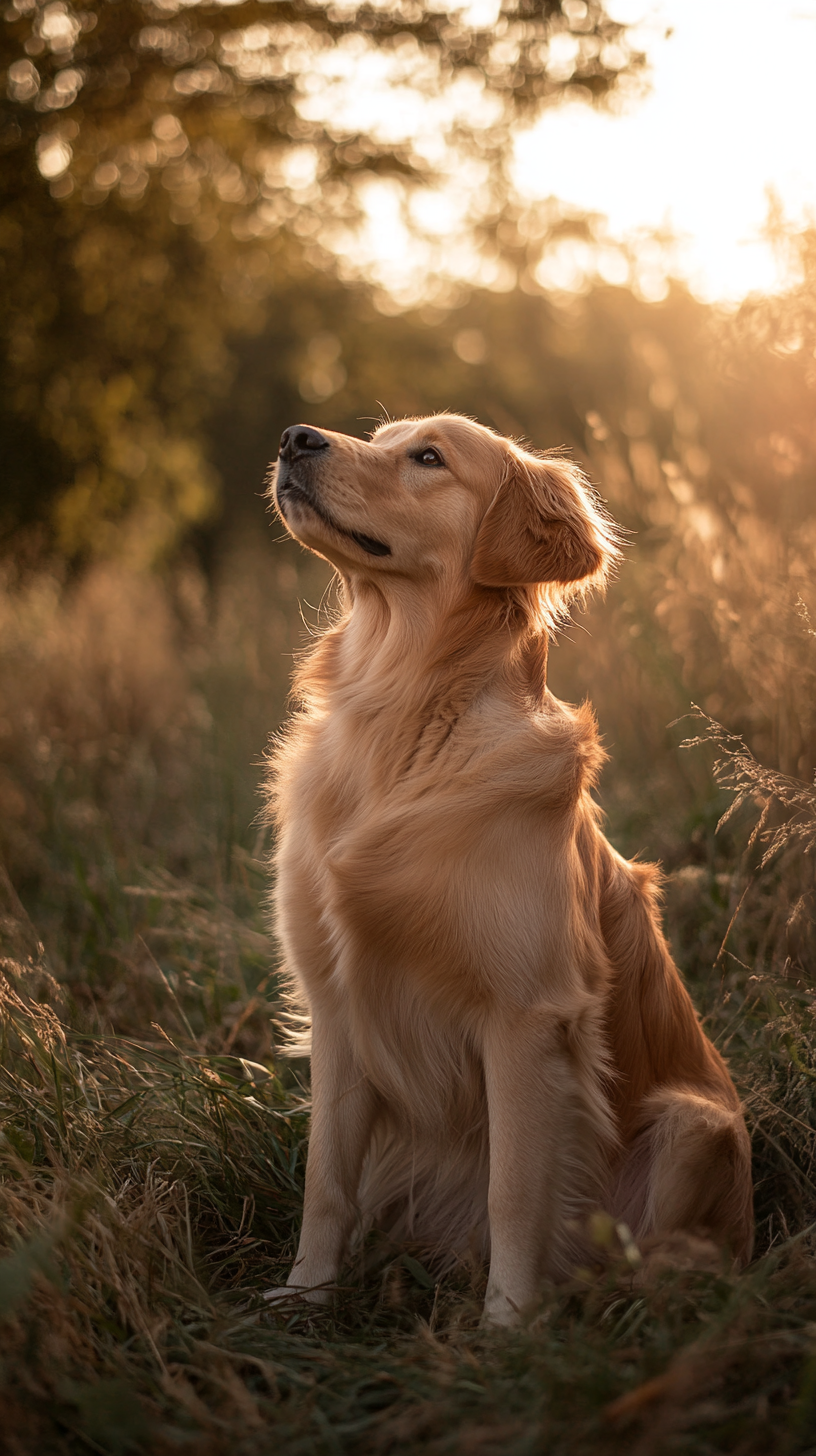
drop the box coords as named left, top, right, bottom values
left=452, top=686, right=606, bottom=810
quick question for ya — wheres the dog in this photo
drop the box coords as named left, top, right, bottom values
left=265, top=413, right=753, bottom=1327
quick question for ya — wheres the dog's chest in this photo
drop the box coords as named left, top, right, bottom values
left=283, top=705, right=581, bottom=1014
left=276, top=701, right=599, bottom=1121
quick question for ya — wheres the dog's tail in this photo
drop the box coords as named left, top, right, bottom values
left=597, top=843, right=754, bottom=1265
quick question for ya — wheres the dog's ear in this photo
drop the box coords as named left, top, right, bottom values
left=471, top=450, right=617, bottom=590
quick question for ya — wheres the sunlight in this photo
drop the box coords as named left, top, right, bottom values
left=513, top=0, right=816, bottom=302
left=295, top=35, right=499, bottom=150
left=310, top=0, right=816, bottom=304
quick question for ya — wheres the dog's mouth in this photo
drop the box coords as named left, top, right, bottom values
left=276, top=468, right=391, bottom=559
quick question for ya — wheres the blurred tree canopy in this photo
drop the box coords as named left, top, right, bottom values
left=1, top=0, right=643, bottom=557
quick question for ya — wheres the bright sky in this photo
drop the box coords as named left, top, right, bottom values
left=321, top=0, right=816, bottom=305
left=515, top=0, right=816, bottom=302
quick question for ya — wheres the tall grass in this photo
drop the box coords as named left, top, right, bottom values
left=678, top=706, right=816, bottom=1255
left=1, top=942, right=815, bottom=1454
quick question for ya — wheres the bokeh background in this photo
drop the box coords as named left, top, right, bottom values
left=1, top=3, right=816, bottom=1450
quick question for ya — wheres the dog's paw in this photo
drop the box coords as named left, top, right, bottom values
left=480, top=1289, right=523, bottom=1329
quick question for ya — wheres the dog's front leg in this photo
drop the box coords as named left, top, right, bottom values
left=481, top=1006, right=601, bottom=1328
left=272, top=1012, right=377, bottom=1306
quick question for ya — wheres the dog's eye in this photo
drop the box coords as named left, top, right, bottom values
left=414, top=447, right=445, bottom=468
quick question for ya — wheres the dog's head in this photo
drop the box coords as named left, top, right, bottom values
left=270, top=414, right=620, bottom=627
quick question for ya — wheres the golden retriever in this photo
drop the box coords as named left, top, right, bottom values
left=265, top=413, right=753, bottom=1326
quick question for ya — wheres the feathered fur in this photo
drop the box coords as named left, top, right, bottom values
left=264, top=414, right=753, bottom=1325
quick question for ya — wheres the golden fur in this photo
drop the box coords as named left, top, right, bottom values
left=265, top=414, right=753, bottom=1326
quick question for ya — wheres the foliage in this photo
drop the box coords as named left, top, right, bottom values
left=3, top=0, right=641, bottom=179
left=1, top=0, right=642, bottom=556
left=675, top=705, right=816, bottom=1252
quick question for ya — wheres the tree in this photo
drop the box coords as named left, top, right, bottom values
left=1, top=0, right=643, bottom=557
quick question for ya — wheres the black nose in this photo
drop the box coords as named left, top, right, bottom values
left=279, top=424, right=330, bottom=462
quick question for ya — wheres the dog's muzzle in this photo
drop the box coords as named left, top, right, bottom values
left=274, top=424, right=391, bottom=558
left=276, top=424, right=329, bottom=507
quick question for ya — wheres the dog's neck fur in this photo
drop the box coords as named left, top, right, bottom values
left=292, top=573, right=549, bottom=776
